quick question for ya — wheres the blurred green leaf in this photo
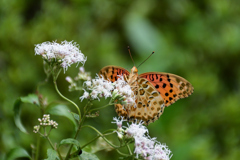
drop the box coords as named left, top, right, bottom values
left=71, top=112, right=80, bottom=121
left=13, top=94, right=39, bottom=133
left=45, top=149, right=59, bottom=160
left=59, top=138, right=81, bottom=158
left=46, top=104, right=77, bottom=130
left=6, top=147, right=31, bottom=160
left=80, top=151, right=99, bottom=160
left=59, top=138, right=80, bottom=148
left=20, top=94, right=40, bottom=106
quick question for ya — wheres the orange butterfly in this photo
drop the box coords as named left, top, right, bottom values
left=99, top=57, right=193, bottom=125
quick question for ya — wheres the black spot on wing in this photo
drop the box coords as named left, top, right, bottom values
left=162, top=83, right=166, bottom=88
left=149, top=74, right=154, bottom=81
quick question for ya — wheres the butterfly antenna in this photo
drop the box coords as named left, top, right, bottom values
left=137, top=51, right=155, bottom=68
left=128, top=46, right=135, bottom=66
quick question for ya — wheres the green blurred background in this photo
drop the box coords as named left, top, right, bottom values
left=1, top=0, right=240, bottom=159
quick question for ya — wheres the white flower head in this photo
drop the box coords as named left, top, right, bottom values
left=79, top=74, right=135, bottom=106
left=75, top=66, right=91, bottom=81
left=34, top=40, right=87, bottom=73
left=125, top=121, right=147, bottom=138
left=113, top=76, right=135, bottom=106
left=79, top=90, right=90, bottom=101
left=80, top=74, right=114, bottom=101
left=112, top=117, right=126, bottom=129
left=119, top=121, right=172, bottom=160
left=33, top=114, right=58, bottom=133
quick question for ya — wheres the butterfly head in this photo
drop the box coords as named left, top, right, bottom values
left=131, top=66, right=138, bottom=74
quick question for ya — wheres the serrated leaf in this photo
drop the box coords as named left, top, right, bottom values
left=80, top=151, right=99, bottom=160
left=71, top=112, right=80, bottom=121
left=6, top=147, right=31, bottom=160
left=46, top=104, right=77, bottom=130
left=13, top=94, right=39, bottom=133
left=45, top=149, right=59, bottom=160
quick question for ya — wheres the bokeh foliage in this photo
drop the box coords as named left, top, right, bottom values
left=0, top=0, right=240, bottom=159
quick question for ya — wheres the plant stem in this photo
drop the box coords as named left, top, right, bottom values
left=88, top=103, right=112, bottom=113
left=65, top=102, right=91, bottom=159
left=57, top=148, right=64, bottom=160
left=116, top=149, right=131, bottom=157
left=80, top=129, right=116, bottom=149
left=126, top=144, right=132, bottom=155
left=46, top=136, right=55, bottom=150
left=53, top=80, right=81, bottom=118
left=82, top=125, right=119, bottom=148
left=35, top=136, right=40, bottom=160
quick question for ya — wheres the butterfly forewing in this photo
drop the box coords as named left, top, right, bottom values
left=140, top=72, right=194, bottom=107
left=99, top=66, right=129, bottom=82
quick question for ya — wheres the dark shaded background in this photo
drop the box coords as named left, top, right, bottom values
left=0, top=0, right=240, bottom=159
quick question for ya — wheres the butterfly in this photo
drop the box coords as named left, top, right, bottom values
left=99, top=65, right=194, bottom=125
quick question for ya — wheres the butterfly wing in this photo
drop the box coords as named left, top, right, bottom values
left=115, top=77, right=165, bottom=125
left=99, top=66, right=130, bottom=82
left=139, top=72, right=194, bottom=107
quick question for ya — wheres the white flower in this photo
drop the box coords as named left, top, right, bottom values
left=79, top=66, right=85, bottom=73
left=34, top=40, right=87, bottom=73
left=113, top=76, right=135, bottom=106
left=80, top=74, right=114, bottom=101
left=33, top=114, right=58, bottom=133
left=79, top=90, right=90, bottom=101
left=33, top=125, right=40, bottom=133
left=66, top=76, right=73, bottom=83
left=112, top=117, right=126, bottom=129
left=115, top=121, right=173, bottom=160
left=126, top=122, right=148, bottom=137
left=84, top=81, right=92, bottom=87
left=76, top=67, right=91, bottom=81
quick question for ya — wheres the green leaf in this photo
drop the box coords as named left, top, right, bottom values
left=6, top=147, right=31, bottom=160
left=59, top=138, right=80, bottom=148
left=20, top=94, right=40, bottom=105
left=59, top=138, right=81, bottom=158
left=71, top=112, right=80, bottom=121
left=46, top=104, right=77, bottom=130
left=13, top=94, right=39, bottom=133
left=45, top=149, right=59, bottom=160
left=80, top=151, right=99, bottom=160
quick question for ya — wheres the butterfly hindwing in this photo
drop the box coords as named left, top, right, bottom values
left=139, top=72, right=194, bottom=107
left=99, top=66, right=130, bottom=82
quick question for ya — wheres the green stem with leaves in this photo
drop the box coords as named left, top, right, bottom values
left=65, top=102, right=91, bottom=159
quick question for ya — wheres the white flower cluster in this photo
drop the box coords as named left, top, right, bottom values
left=112, top=117, right=172, bottom=160
left=80, top=75, right=114, bottom=101
left=33, top=114, right=58, bottom=133
left=75, top=67, right=91, bottom=81
left=112, top=76, right=135, bottom=106
left=79, top=75, right=135, bottom=105
left=66, top=67, right=91, bottom=91
left=34, top=40, right=87, bottom=73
